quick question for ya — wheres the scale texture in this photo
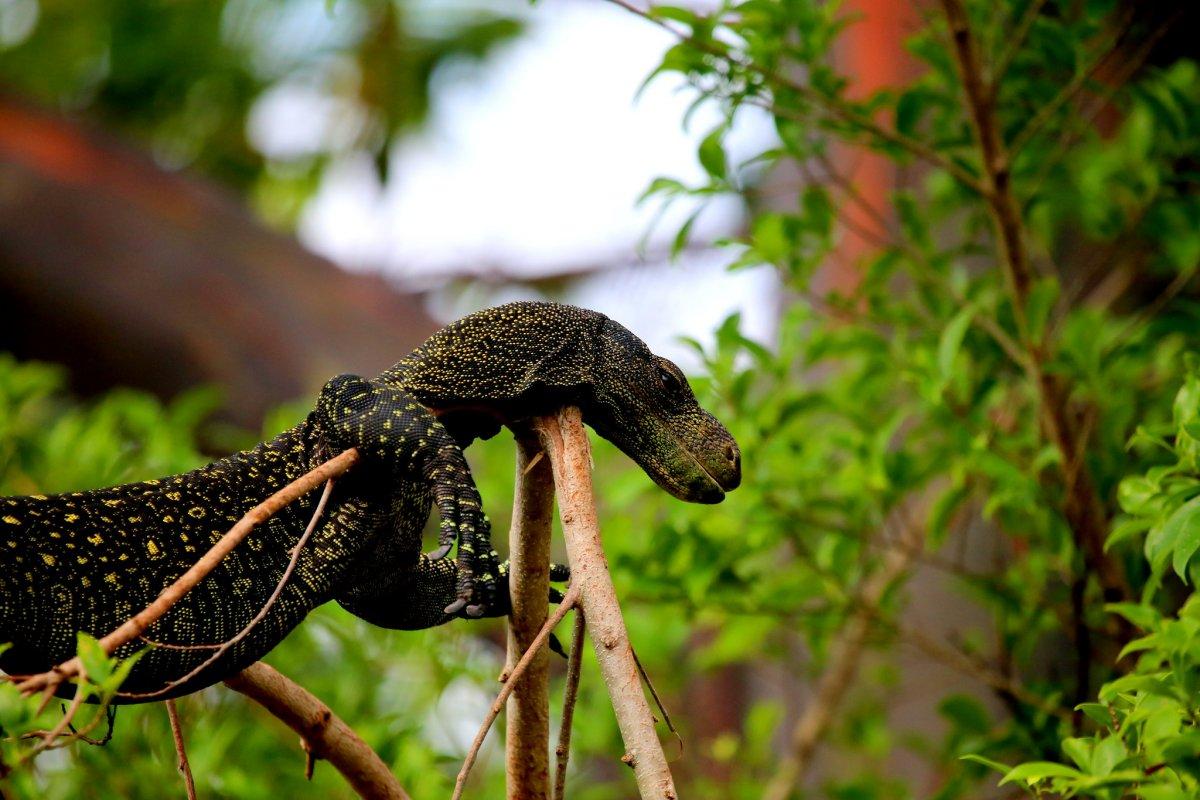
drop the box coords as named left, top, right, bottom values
left=0, top=302, right=741, bottom=700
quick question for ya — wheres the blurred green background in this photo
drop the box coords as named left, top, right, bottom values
left=4, top=0, right=1200, bottom=798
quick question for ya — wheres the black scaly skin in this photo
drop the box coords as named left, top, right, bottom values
left=0, top=302, right=741, bottom=702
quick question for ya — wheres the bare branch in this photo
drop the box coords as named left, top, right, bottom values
left=166, top=700, right=198, bottom=800
left=535, top=408, right=678, bottom=799
left=224, top=661, right=411, bottom=800
left=11, top=449, right=360, bottom=698
left=453, top=585, right=582, bottom=800
left=123, top=478, right=338, bottom=699
left=505, top=432, right=557, bottom=800
left=554, top=609, right=586, bottom=800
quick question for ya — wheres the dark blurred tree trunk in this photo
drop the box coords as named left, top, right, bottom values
left=0, top=96, right=437, bottom=426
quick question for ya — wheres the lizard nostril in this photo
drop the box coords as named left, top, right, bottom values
left=725, top=444, right=739, bottom=469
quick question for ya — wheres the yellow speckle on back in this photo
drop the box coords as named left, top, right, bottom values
left=2, top=515, right=19, bottom=525
left=41, top=553, right=56, bottom=566
left=81, top=576, right=90, bottom=588
left=104, top=572, right=118, bottom=585
left=188, top=507, right=206, bottom=519
left=147, top=540, right=160, bottom=557
left=103, top=499, right=121, bottom=508
left=64, top=513, right=79, bottom=523
left=87, top=533, right=104, bottom=546
left=30, top=494, right=46, bottom=500
left=166, top=491, right=182, bottom=501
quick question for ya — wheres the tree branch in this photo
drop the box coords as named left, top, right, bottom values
left=554, top=609, right=586, bottom=800
left=534, top=408, right=678, bottom=800
left=12, top=449, right=362, bottom=698
left=224, top=661, right=411, bottom=800
left=938, top=0, right=1131, bottom=604
left=166, top=700, right=198, bottom=800
left=504, top=432, right=556, bottom=800
left=453, top=586, right=582, bottom=800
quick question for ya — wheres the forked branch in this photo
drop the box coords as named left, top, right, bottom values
left=534, top=408, right=678, bottom=799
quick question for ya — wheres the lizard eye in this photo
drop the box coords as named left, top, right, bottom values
left=656, top=363, right=681, bottom=392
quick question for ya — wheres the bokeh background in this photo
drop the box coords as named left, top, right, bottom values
left=3, top=0, right=1200, bottom=798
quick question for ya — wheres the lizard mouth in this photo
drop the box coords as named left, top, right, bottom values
left=645, top=441, right=727, bottom=505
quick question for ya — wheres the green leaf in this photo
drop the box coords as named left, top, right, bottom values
left=1077, top=703, right=1113, bottom=728
left=1061, top=737, right=1092, bottom=771
left=1091, top=735, right=1126, bottom=776
left=101, top=649, right=145, bottom=695
left=959, top=754, right=1011, bottom=774
left=1144, top=495, right=1200, bottom=576
left=999, top=762, right=1084, bottom=785
left=672, top=210, right=701, bottom=258
left=1105, top=602, right=1161, bottom=631
left=938, top=306, right=975, bottom=380
left=1025, top=276, right=1060, bottom=342
left=1169, top=497, right=1200, bottom=580
left=76, top=632, right=112, bottom=686
left=698, top=126, right=727, bottom=181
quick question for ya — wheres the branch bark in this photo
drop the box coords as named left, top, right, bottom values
left=505, top=432, right=556, bottom=800
left=224, top=661, right=411, bottom=800
left=938, top=0, right=1130, bottom=604
left=453, top=586, right=582, bottom=800
left=12, top=448, right=362, bottom=698
left=166, top=699, right=198, bottom=800
left=534, top=408, right=678, bottom=800
left=554, top=609, right=586, bottom=800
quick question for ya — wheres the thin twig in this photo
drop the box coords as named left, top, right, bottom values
left=121, top=478, right=337, bottom=699
left=554, top=609, right=586, bottom=800
left=601, top=0, right=990, bottom=197
left=11, top=449, right=360, bottom=698
left=631, top=648, right=681, bottom=758
left=453, top=585, right=582, bottom=800
left=166, top=700, right=198, bottom=800
left=1009, top=6, right=1142, bottom=156
left=25, top=675, right=88, bottom=760
left=990, top=0, right=1048, bottom=90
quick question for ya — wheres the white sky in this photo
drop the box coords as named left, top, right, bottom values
left=289, top=0, right=779, bottom=365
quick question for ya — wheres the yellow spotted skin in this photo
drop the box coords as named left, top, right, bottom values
left=0, top=302, right=741, bottom=702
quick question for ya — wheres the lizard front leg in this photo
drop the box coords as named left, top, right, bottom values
left=314, top=374, right=502, bottom=616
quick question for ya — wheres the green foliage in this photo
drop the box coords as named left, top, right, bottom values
left=4, top=1, right=1200, bottom=798
left=621, top=0, right=1200, bottom=797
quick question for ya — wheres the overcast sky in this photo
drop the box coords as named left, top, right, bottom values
left=290, top=0, right=778, bottom=365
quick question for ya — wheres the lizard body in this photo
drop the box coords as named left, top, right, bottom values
left=0, top=302, right=740, bottom=701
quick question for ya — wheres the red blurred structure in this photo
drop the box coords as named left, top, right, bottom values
left=0, top=97, right=437, bottom=425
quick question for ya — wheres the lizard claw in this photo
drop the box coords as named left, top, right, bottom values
left=444, top=598, right=468, bottom=615
left=427, top=543, right=452, bottom=560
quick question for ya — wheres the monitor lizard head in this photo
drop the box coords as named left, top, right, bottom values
left=380, top=301, right=741, bottom=503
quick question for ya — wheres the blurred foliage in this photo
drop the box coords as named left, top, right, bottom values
left=0, top=0, right=522, bottom=224
left=5, top=0, right=1200, bottom=798
left=624, top=0, right=1200, bottom=797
